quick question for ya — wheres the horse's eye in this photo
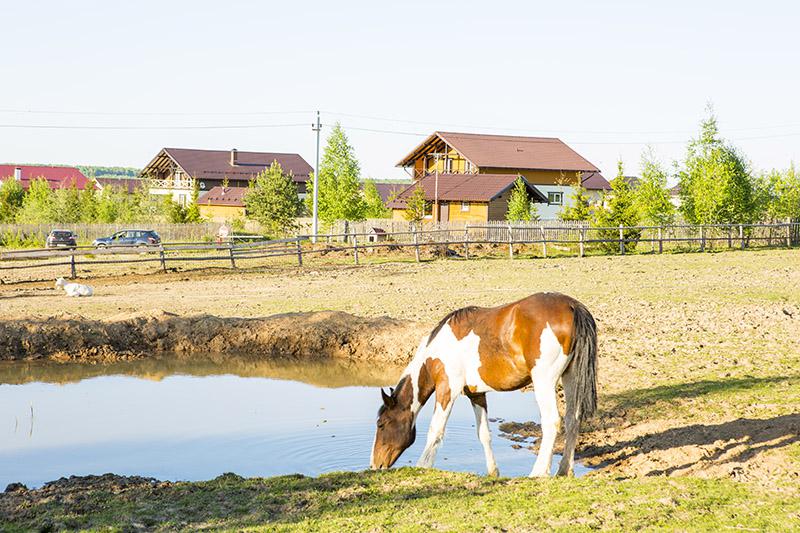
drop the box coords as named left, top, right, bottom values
left=377, top=422, right=384, bottom=429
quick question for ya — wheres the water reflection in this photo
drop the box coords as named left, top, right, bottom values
left=0, top=356, right=590, bottom=488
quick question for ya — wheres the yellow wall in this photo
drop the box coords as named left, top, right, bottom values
left=199, top=204, right=246, bottom=222
left=480, top=168, right=583, bottom=186
left=447, top=201, right=488, bottom=222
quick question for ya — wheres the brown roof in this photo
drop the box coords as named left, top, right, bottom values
left=387, top=173, right=547, bottom=208
left=397, top=131, right=599, bottom=172
left=95, top=177, right=143, bottom=193
left=197, top=186, right=247, bottom=207
left=143, top=148, right=313, bottom=183
left=581, top=171, right=612, bottom=191
left=370, top=182, right=409, bottom=202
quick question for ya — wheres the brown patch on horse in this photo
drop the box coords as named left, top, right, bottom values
left=424, top=357, right=451, bottom=409
left=466, top=391, right=487, bottom=410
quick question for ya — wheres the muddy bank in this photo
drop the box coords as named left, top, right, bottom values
left=0, top=310, right=426, bottom=364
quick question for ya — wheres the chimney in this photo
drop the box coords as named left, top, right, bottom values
left=230, top=148, right=238, bottom=166
left=13, top=167, right=22, bottom=181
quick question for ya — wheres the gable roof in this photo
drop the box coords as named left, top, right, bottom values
left=367, top=182, right=410, bottom=203
left=387, top=173, right=547, bottom=208
left=581, top=171, right=612, bottom=191
left=0, top=165, right=94, bottom=190
left=397, top=131, right=599, bottom=172
left=197, top=186, right=248, bottom=207
left=142, top=148, right=313, bottom=183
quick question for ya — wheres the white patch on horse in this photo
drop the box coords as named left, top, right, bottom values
left=427, top=323, right=494, bottom=394
left=530, top=323, right=571, bottom=477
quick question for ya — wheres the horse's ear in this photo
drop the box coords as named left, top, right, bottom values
left=381, top=388, right=395, bottom=407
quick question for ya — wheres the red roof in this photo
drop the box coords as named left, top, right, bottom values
left=198, top=186, right=247, bottom=207
left=398, top=132, right=600, bottom=172
left=0, top=165, right=94, bottom=190
left=388, top=173, right=547, bottom=208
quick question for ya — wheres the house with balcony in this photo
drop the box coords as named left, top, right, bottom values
left=140, top=147, right=313, bottom=206
left=392, top=132, right=609, bottom=220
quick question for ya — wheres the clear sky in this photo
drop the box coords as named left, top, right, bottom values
left=1, top=0, right=798, bottom=181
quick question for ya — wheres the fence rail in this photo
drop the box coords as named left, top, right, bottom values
left=0, top=222, right=797, bottom=283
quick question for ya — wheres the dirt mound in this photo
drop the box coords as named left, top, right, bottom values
left=0, top=310, right=426, bottom=364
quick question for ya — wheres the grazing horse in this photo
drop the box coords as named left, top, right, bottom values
left=370, top=292, right=597, bottom=477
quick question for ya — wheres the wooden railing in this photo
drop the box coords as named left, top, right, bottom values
left=0, top=222, right=797, bottom=283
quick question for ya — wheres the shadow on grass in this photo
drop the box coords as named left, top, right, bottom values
left=602, top=374, right=799, bottom=414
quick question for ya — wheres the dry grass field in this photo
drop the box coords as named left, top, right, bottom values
left=2, top=248, right=799, bottom=530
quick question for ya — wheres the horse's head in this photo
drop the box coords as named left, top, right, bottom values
left=370, top=384, right=416, bottom=469
left=54, top=277, right=66, bottom=288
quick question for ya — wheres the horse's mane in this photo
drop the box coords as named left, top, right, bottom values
left=426, top=306, right=480, bottom=346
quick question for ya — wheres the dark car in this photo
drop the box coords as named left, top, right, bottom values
left=93, top=230, right=161, bottom=248
left=46, top=229, right=77, bottom=249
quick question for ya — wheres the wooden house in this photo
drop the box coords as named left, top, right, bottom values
left=196, top=186, right=247, bottom=222
left=393, top=132, right=604, bottom=220
left=140, top=147, right=312, bottom=206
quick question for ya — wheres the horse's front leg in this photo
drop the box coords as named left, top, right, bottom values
left=468, top=392, right=499, bottom=477
left=417, top=387, right=456, bottom=468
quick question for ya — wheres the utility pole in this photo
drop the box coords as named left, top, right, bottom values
left=311, top=111, right=321, bottom=243
left=430, top=153, right=445, bottom=222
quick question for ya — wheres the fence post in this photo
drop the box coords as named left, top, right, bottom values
left=619, top=224, right=624, bottom=255
left=464, top=225, right=470, bottom=260
left=70, top=253, right=76, bottom=279
left=658, top=226, right=663, bottom=254
left=159, top=245, right=167, bottom=273
left=739, top=224, right=745, bottom=249
left=296, top=236, right=303, bottom=266
left=578, top=227, right=585, bottom=258
left=700, top=225, right=705, bottom=252
left=508, top=224, right=514, bottom=260
left=540, top=225, right=547, bottom=258
left=228, top=242, right=236, bottom=269
left=786, top=219, right=792, bottom=248
left=727, top=225, right=732, bottom=248
left=352, top=231, right=359, bottom=265
left=413, top=225, right=420, bottom=262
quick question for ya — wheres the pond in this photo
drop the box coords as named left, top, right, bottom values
left=0, top=355, right=591, bottom=488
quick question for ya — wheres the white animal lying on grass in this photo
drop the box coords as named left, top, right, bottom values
left=54, top=277, right=93, bottom=297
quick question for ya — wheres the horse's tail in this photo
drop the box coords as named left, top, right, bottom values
left=567, top=302, right=598, bottom=422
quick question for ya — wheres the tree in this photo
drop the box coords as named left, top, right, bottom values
left=245, top=161, right=302, bottom=235
left=95, top=186, right=120, bottom=222
left=635, top=149, right=675, bottom=225
left=52, top=184, right=83, bottom=223
left=305, top=123, right=366, bottom=225
left=560, top=173, right=592, bottom=221
left=759, top=164, right=800, bottom=221
left=506, top=178, right=533, bottom=221
left=79, top=186, right=98, bottom=222
left=678, top=106, right=759, bottom=224
left=16, top=178, right=54, bottom=222
left=184, top=179, right=202, bottom=223
left=592, top=161, right=641, bottom=253
left=362, top=179, right=390, bottom=218
left=403, top=185, right=428, bottom=225
left=0, top=179, right=25, bottom=222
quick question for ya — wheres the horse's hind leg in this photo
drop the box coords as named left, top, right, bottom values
left=468, top=392, right=499, bottom=477
left=530, top=376, right=560, bottom=477
left=556, top=362, right=580, bottom=477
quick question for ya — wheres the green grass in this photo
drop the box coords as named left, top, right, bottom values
left=2, top=469, right=799, bottom=532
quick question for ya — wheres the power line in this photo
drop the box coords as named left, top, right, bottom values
left=0, top=109, right=313, bottom=117
left=0, top=123, right=309, bottom=131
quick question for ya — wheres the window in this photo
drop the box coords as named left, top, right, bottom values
left=548, top=192, right=563, bottom=205
left=461, top=201, right=470, bottom=212
left=423, top=201, right=433, bottom=219
left=444, top=158, right=452, bottom=173
left=465, top=160, right=473, bottom=173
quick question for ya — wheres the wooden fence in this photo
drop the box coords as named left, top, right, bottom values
left=0, top=222, right=797, bottom=283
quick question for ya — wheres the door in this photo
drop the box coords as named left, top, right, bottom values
left=439, top=202, right=449, bottom=222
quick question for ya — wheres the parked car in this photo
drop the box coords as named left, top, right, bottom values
left=46, top=229, right=77, bottom=249
left=93, top=230, right=161, bottom=248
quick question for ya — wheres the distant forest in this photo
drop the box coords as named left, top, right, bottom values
left=77, top=165, right=141, bottom=180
